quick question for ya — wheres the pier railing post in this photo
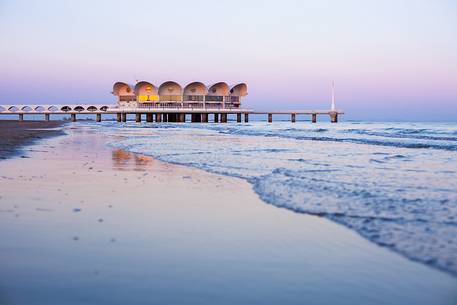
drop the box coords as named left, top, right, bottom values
left=311, top=113, right=317, bottom=123
left=96, top=113, right=101, bottom=122
left=291, top=113, right=296, bottom=123
left=244, top=113, right=249, bottom=123
left=268, top=113, right=272, bottom=123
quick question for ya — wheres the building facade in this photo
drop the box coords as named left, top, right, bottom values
left=113, top=81, right=248, bottom=109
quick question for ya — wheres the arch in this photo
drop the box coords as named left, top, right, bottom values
left=35, top=106, right=45, bottom=112
left=74, top=106, right=85, bottom=112
left=183, top=82, right=207, bottom=102
left=158, top=81, right=182, bottom=95
left=61, top=106, right=72, bottom=112
left=87, top=106, right=98, bottom=112
left=183, top=82, right=207, bottom=96
left=48, top=106, right=58, bottom=111
left=135, top=81, right=159, bottom=102
left=113, top=82, right=133, bottom=96
left=158, top=81, right=183, bottom=102
left=208, top=82, right=229, bottom=96
left=135, top=81, right=158, bottom=95
left=21, top=106, right=33, bottom=112
left=8, top=106, right=18, bottom=112
left=100, top=106, right=109, bottom=111
left=230, top=83, right=248, bottom=96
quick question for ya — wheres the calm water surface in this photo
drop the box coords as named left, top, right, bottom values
left=99, top=121, right=457, bottom=276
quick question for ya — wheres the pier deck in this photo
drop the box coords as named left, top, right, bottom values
left=0, top=105, right=344, bottom=123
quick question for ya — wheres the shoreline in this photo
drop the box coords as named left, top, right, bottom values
left=0, top=120, right=66, bottom=160
left=0, top=124, right=456, bottom=304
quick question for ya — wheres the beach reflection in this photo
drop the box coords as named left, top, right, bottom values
left=112, top=149, right=153, bottom=171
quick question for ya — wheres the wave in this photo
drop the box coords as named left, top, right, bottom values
left=98, top=121, right=457, bottom=277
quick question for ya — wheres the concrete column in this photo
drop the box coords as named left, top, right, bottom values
left=45, top=113, right=50, bottom=121
left=136, top=113, right=142, bottom=123
left=268, top=113, right=272, bottom=123
left=121, top=113, right=127, bottom=122
left=117, top=113, right=122, bottom=122
left=244, top=113, right=249, bottom=123
left=330, top=112, right=338, bottom=123
left=311, top=113, right=317, bottom=123
left=201, top=113, right=208, bottom=123
left=156, top=113, right=162, bottom=122
left=19, top=114, right=24, bottom=121
left=237, top=113, right=242, bottom=123
left=146, top=113, right=153, bottom=122
left=191, top=114, right=202, bottom=123
left=291, top=113, right=296, bottom=123
left=96, top=113, right=101, bottom=122
left=168, top=114, right=178, bottom=122
left=221, top=113, right=227, bottom=123
left=214, top=113, right=219, bottom=123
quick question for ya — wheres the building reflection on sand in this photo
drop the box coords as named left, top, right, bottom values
left=112, top=149, right=153, bottom=171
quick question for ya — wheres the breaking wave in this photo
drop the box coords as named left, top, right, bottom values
left=96, top=121, right=457, bottom=277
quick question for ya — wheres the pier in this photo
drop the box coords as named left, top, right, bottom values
left=0, top=81, right=343, bottom=123
left=0, top=105, right=343, bottom=123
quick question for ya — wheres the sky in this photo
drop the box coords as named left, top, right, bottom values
left=0, top=0, right=456, bottom=121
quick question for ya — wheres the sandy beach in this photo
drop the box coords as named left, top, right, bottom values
left=0, top=123, right=456, bottom=305
left=0, top=121, right=65, bottom=160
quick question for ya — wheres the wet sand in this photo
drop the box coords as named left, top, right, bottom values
left=0, top=124, right=456, bottom=305
left=0, top=120, right=65, bottom=159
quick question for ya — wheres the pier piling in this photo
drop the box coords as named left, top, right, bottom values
left=201, top=113, right=208, bottom=123
left=45, top=113, right=50, bottom=121
left=311, top=113, right=317, bottom=123
left=156, top=114, right=162, bottom=122
left=237, top=113, right=242, bottom=123
left=96, top=113, right=101, bottom=122
left=291, top=113, right=296, bottom=123
left=268, top=113, right=272, bottom=123
left=221, top=113, right=227, bottom=123
left=71, top=113, right=76, bottom=122
left=330, top=112, right=338, bottom=123
left=117, top=113, right=121, bottom=122
left=214, top=113, right=219, bottom=123
left=136, top=113, right=141, bottom=123
left=121, top=113, right=127, bottom=122
left=19, top=114, right=23, bottom=121
left=146, top=113, right=153, bottom=122
left=244, top=113, right=249, bottom=123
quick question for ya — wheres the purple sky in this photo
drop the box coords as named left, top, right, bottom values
left=0, top=0, right=456, bottom=121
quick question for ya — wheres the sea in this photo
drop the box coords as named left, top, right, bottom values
left=94, top=119, right=457, bottom=277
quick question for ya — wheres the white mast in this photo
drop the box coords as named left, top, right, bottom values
left=331, top=81, right=336, bottom=111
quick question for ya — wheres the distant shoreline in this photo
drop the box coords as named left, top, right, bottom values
left=0, top=120, right=66, bottom=160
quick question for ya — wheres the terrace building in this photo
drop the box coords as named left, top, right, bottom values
left=113, top=81, right=248, bottom=110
